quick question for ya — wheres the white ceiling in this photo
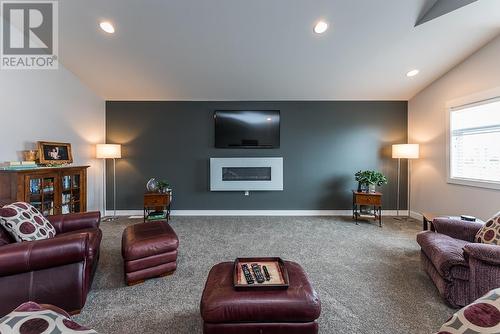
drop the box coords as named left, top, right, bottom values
left=59, top=0, right=500, bottom=101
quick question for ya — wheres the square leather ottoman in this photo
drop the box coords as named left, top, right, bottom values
left=122, top=221, right=179, bottom=285
left=200, top=261, right=321, bottom=334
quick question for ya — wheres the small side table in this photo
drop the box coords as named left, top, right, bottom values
left=422, top=212, right=438, bottom=231
left=144, top=192, right=172, bottom=222
left=352, top=191, right=383, bottom=227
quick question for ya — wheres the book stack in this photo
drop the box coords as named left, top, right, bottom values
left=147, top=211, right=167, bottom=220
left=0, top=161, right=37, bottom=170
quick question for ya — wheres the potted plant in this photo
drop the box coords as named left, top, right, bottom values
left=355, top=170, right=388, bottom=193
left=157, top=180, right=171, bottom=193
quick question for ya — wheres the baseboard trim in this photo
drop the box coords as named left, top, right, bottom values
left=106, top=209, right=410, bottom=217
left=410, top=210, right=423, bottom=220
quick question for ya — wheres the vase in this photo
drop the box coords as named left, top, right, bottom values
left=23, top=150, right=37, bottom=161
left=368, top=184, right=376, bottom=193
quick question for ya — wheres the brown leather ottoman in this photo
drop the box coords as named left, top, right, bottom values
left=200, top=261, right=321, bottom=334
left=122, top=221, right=179, bottom=285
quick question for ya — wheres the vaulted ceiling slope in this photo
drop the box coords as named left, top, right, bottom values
left=59, top=0, right=500, bottom=101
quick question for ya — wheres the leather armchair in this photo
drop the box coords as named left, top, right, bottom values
left=0, top=211, right=102, bottom=317
left=417, top=217, right=500, bottom=307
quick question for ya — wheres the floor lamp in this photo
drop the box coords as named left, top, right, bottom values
left=392, top=144, right=420, bottom=219
left=96, top=144, right=122, bottom=221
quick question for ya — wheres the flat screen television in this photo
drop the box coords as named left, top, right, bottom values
left=214, top=110, right=280, bottom=148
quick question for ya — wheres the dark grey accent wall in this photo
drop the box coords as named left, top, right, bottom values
left=106, top=101, right=408, bottom=210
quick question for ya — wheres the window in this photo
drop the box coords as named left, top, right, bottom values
left=449, top=97, right=500, bottom=188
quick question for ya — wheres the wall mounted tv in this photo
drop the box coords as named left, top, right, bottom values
left=214, top=110, right=280, bottom=148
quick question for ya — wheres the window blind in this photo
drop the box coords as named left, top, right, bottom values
left=450, top=98, right=500, bottom=184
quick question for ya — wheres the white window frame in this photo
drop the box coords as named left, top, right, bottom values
left=446, top=88, right=500, bottom=190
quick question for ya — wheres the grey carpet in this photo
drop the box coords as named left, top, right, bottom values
left=74, top=216, right=452, bottom=333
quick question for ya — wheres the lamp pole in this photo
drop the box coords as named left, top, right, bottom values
left=102, top=158, right=106, bottom=217
left=113, top=157, right=117, bottom=219
left=408, top=159, right=412, bottom=219
left=396, top=158, right=401, bottom=217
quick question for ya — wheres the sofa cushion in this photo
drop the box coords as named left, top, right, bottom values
left=417, top=231, right=470, bottom=280
left=0, top=301, right=98, bottom=333
left=475, top=211, right=500, bottom=245
left=0, top=202, right=56, bottom=242
left=436, top=288, right=500, bottom=333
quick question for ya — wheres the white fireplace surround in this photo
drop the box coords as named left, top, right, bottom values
left=210, top=157, right=283, bottom=191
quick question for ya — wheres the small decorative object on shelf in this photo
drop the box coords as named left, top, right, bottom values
left=37, top=141, right=73, bottom=165
left=23, top=150, right=37, bottom=162
left=146, top=178, right=159, bottom=192
left=355, top=170, right=388, bottom=193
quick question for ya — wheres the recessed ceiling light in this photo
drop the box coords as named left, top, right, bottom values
left=314, top=21, right=328, bottom=34
left=406, top=69, right=419, bottom=77
left=99, top=21, right=115, bottom=34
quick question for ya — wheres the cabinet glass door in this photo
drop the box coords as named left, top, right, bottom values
left=28, top=175, right=56, bottom=215
left=61, top=172, right=81, bottom=214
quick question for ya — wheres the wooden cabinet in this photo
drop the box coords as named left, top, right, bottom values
left=0, top=166, right=89, bottom=216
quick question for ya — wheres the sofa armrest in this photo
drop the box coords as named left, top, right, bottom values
left=0, top=233, right=88, bottom=276
left=464, top=243, right=500, bottom=266
left=48, top=212, right=101, bottom=233
left=433, top=218, right=483, bottom=242
left=464, top=243, right=500, bottom=301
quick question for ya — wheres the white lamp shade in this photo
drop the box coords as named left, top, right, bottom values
left=96, top=144, right=121, bottom=159
left=392, top=144, right=419, bottom=159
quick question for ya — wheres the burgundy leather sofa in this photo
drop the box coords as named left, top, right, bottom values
left=417, top=217, right=500, bottom=308
left=0, top=212, right=102, bottom=316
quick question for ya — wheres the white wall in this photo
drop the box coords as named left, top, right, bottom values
left=0, top=68, right=105, bottom=212
left=408, top=35, right=500, bottom=221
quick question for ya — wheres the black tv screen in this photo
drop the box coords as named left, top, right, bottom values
left=214, top=110, right=280, bottom=148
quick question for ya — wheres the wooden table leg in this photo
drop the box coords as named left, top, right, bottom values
left=379, top=206, right=382, bottom=227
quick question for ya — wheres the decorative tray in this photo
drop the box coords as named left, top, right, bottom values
left=233, top=257, right=289, bottom=290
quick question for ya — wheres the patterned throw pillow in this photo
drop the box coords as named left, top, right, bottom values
left=436, top=288, right=500, bottom=334
left=0, top=301, right=98, bottom=333
left=475, top=211, right=500, bottom=245
left=0, top=202, right=56, bottom=242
